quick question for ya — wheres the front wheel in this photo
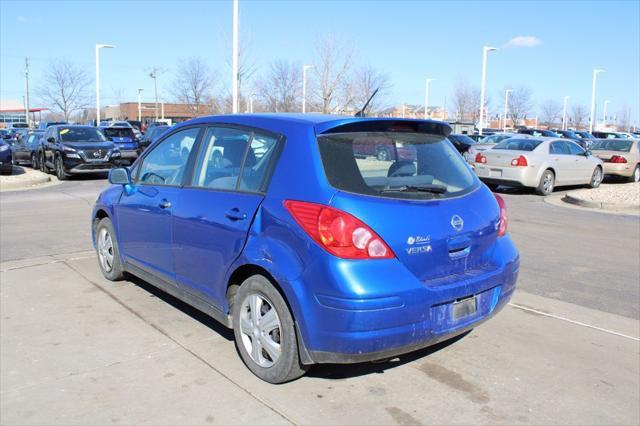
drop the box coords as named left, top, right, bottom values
left=95, top=217, right=125, bottom=281
left=628, top=165, right=640, bottom=183
left=31, top=153, right=38, bottom=169
left=55, top=156, right=69, bottom=180
left=536, top=169, right=555, bottom=196
left=39, top=153, right=47, bottom=172
left=232, top=275, right=308, bottom=384
left=376, top=146, right=391, bottom=161
left=589, top=167, right=603, bottom=188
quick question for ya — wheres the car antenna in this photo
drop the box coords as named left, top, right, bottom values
left=354, top=88, right=380, bottom=117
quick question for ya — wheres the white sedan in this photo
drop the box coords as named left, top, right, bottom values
left=474, top=138, right=604, bottom=195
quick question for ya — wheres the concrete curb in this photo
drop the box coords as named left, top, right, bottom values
left=0, top=167, right=55, bottom=191
left=562, top=194, right=639, bottom=213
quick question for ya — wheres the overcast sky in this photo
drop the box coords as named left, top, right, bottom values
left=1, top=0, right=638, bottom=122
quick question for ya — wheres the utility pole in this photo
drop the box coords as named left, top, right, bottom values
left=302, top=64, right=313, bottom=113
left=424, top=78, right=434, bottom=119
left=137, top=88, right=144, bottom=122
left=502, top=89, right=512, bottom=132
left=24, top=58, right=31, bottom=127
left=231, top=0, right=239, bottom=113
left=479, top=46, right=498, bottom=136
left=149, top=68, right=159, bottom=121
left=589, top=69, right=605, bottom=133
left=562, top=96, right=569, bottom=130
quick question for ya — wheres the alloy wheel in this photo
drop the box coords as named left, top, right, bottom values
left=592, top=168, right=602, bottom=187
left=239, top=293, right=282, bottom=368
left=634, top=166, right=640, bottom=182
left=543, top=172, right=554, bottom=194
left=97, top=227, right=114, bottom=273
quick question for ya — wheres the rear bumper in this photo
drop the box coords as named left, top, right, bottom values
left=294, top=236, right=519, bottom=364
left=602, top=162, right=635, bottom=177
left=475, top=164, right=540, bottom=187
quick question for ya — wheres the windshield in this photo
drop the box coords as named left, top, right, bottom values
left=317, top=132, right=478, bottom=200
left=591, top=140, right=633, bottom=152
left=493, top=138, right=543, bottom=151
left=103, top=127, right=135, bottom=138
left=58, top=127, right=107, bottom=143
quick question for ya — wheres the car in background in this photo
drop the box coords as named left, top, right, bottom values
left=592, top=130, right=631, bottom=140
left=11, top=130, right=44, bottom=167
left=37, top=121, right=67, bottom=130
left=590, top=139, right=640, bottom=182
left=99, top=126, right=140, bottom=164
left=0, top=129, right=10, bottom=140
left=138, top=125, right=170, bottom=152
left=447, top=133, right=477, bottom=163
left=92, top=114, right=518, bottom=383
left=553, top=129, right=592, bottom=149
left=0, top=140, right=12, bottom=175
left=6, top=122, right=29, bottom=129
left=517, top=128, right=560, bottom=137
left=474, top=138, right=603, bottom=195
left=39, top=125, right=121, bottom=180
left=474, top=133, right=528, bottom=153
left=617, top=132, right=638, bottom=140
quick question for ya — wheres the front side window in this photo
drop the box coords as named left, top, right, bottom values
left=317, top=132, right=477, bottom=200
left=192, top=127, right=279, bottom=192
left=550, top=141, right=570, bottom=154
left=567, top=142, right=585, bottom=155
left=137, top=127, right=200, bottom=186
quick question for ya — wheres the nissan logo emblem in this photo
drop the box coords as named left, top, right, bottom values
left=93, top=150, right=102, bottom=158
left=451, top=215, right=464, bottom=232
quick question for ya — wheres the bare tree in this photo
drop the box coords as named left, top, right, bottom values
left=171, top=57, right=215, bottom=115
left=451, top=80, right=487, bottom=122
left=508, top=86, right=535, bottom=127
left=616, top=105, right=631, bottom=131
left=38, top=59, right=90, bottom=122
left=571, top=104, right=589, bottom=129
left=470, top=87, right=490, bottom=124
left=255, top=60, right=302, bottom=112
left=312, top=36, right=355, bottom=113
left=348, top=66, right=390, bottom=114
left=540, top=99, right=562, bottom=127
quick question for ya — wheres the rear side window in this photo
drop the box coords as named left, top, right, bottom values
left=567, top=142, right=584, bottom=155
left=317, top=132, right=477, bottom=200
left=550, top=141, right=570, bottom=154
left=494, top=138, right=542, bottom=151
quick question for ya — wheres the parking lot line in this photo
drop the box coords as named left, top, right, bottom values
left=508, top=302, right=640, bottom=341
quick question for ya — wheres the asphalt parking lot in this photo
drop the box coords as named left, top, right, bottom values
left=1, top=176, right=639, bottom=425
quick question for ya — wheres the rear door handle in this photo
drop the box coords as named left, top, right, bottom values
left=159, top=199, right=171, bottom=209
left=225, top=208, right=247, bottom=221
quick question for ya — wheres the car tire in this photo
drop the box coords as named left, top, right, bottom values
left=536, top=169, right=555, bottom=196
left=95, top=217, right=125, bottom=281
left=232, top=274, right=308, bottom=384
left=31, top=153, right=38, bottom=169
left=55, top=156, right=69, bottom=180
left=628, top=164, right=640, bottom=183
left=376, top=146, right=391, bottom=161
left=39, top=153, right=47, bottom=172
left=589, top=167, right=603, bottom=188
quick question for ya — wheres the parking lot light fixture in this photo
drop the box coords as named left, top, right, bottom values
left=137, top=89, right=144, bottom=122
left=232, top=0, right=239, bottom=114
left=589, top=69, right=605, bottom=133
left=302, top=65, right=313, bottom=113
left=95, top=44, right=115, bottom=124
left=479, top=46, right=498, bottom=136
left=424, top=78, right=434, bottom=119
left=562, top=96, right=569, bottom=130
left=502, top=89, right=512, bottom=132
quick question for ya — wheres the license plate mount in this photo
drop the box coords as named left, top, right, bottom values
left=452, top=296, right=477, bottom=320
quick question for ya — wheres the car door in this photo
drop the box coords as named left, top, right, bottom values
left=172, top=126, right=282, bottom=308
left=548, top=141, right=574, bottom=184
left=115, top=126, right=202, bottom=284
left=566, top=141, right=592, bottom=182
left=43, top=128, right=56, bottom=167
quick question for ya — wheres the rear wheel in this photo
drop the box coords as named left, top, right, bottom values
left=232, top=275, right=308, bottom=384
left=376, top=146, right=391, bottom=161
left=628, top=165, right=640, bottom=183
left=536, top=169, right=555, bottom=196
left=589, top=167, right=603, bottom=188
left=95, top=217, right=125, bottom=281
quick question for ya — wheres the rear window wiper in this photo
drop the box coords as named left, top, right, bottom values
left=380, top=184, right=447, bottom=194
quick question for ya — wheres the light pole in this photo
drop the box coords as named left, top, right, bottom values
left=589, top=69, right=605, bottom=133
left=302, top=64, right=313, bottom=113
left=149, top=69, right=159, bottom=121
left=95, top=44, right=115, bottom=124
left=479, top=46, right=498, bottom=136
left=502, top=89, right=512, bottom=131
left=231, top=0, right=239, bottom=114
left=137, top=89, right=144, bottom=122
left=562, top=96, right=569, bottom=130
left=424, top=78, right=434, bottom=119
left=602, top=100, right=610, bottom=127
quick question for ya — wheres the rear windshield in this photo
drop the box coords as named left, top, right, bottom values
left=493, top=138, right=542, bottom=151
left=317, top=132, right=478, bottom=200
left=103, top=127, right=135, bottom=138
left=591, top=140, right=632, bottom=152
left=58, top=127, right=107, bottom=143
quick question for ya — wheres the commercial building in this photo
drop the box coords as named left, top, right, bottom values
left=0, top=99, right=47, bottom=127
left=103, top=102, right=214, bottom=123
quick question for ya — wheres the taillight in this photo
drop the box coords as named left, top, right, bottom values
left=494, top=194, right=508, bottom=237
left=475, top=153, right=487, bottom=164
left=284, top=200, right=394, bottom=259
left=608, top=155, right=627, bottom=163
left=510, top=155, right=528, bottom=167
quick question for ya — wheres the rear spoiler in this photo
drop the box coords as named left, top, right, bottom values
left=318, top=119, right=452, bottom=137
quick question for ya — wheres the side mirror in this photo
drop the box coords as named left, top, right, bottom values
left=108, top=167, right=131, bottom=185
left=584, top=150, right=592, bottom=157
left=47, top=137, right=55, bottom=143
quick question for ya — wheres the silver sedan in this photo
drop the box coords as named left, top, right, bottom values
left=474, top=138, right=604, bottom=195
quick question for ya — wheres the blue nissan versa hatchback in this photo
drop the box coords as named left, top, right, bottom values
left=92, top=114, right=519, bottom=383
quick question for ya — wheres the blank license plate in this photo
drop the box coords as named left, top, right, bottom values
left=489, top=169, right=503, bottom=177
left=452, top=297, right=477, bottom=320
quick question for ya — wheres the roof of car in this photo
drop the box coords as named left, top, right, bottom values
left=182, top=113, right=452, bottom=136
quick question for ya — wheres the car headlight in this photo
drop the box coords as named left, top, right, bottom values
left=0, top=145, right=9, bottom=152
left=66, top=153, right=80, bottom=158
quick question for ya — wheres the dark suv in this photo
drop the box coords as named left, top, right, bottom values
left=39, top=125, right=121, bottom=180
left=99, top=126, right=140, bottom=164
